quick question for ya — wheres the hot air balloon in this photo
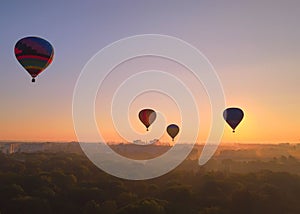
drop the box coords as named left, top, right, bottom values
left=167, top=124, right=179, bottom=141
left=15, top=36, right=54, bottom=82
left=223, top=107, right=244, bottom=133
left=138, top=109, right=156, bottom=131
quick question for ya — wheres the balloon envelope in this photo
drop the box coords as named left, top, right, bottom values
left=15, top=36, right=54, bottom=82
left=223, top=107, right=244, bottom=132
left=167, top=124, right=179, bottom=141
left=138, top=109, right=156, bottom=131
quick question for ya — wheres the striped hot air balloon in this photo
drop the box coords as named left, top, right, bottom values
left=15, top=36, right=54, bottom=82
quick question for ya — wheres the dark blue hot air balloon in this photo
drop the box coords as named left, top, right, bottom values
left=223, top=107, right=244, bottom=133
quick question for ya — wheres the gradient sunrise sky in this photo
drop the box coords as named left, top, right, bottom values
left=0, top=0, right=299, bottom=143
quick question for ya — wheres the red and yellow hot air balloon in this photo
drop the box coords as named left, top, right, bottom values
left=138, top=109, right=156, bottom=131
left=15, top=36, right=54, bottom=82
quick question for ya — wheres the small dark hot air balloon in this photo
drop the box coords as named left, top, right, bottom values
left=138, top=109, right=156, bottom=131
left=223, top=107, right=244, bottom=133
left=15, top=36, right=54, bottom=82
left=167, top=124, right=179, bottom=141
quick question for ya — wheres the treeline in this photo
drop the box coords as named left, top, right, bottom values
left=204, top=155, right=300, bottom=175
left=0, top=152, right=300, bottom=214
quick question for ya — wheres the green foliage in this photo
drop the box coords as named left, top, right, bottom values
left=117, top=198, right=167, bottom=214
left=0, top=152, right=300, bottom=213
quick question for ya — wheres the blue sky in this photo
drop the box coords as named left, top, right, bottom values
left=0, top=0, right=299, bottom=142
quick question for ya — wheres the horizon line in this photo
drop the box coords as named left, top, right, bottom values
left=0, top=140, right=299, bottom=145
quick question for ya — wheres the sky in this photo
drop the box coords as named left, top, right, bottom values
left=0, top=0, right=299, bottom=143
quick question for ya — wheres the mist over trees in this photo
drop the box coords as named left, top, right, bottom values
left=1, top=150, right=300, bottom=214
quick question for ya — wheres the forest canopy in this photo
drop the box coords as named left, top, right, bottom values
left=0, top=151, right=300, bottom=214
